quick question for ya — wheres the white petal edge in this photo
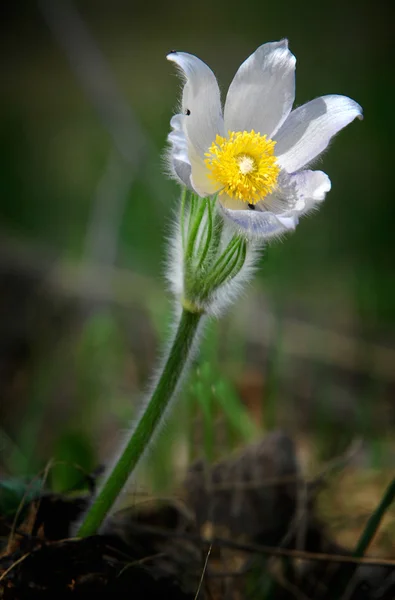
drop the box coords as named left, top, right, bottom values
left=224, top=40, right=296, bottom=138
left=219, top=204, right=298, bottom=240
left=274, top=95, right=363, bottom=172
left=167, top=114, right=192, bottom=187
left=167, top=51, right=224, bottom=158
left=261, top=169, right=331, bottom=215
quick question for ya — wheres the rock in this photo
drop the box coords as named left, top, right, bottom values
left=184, top=431, right=299, bottom=544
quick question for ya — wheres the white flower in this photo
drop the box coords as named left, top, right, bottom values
left=166, top=40, right=362, bottom=239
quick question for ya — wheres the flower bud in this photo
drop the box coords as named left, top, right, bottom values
left=167, top=189, right=259, bottom=316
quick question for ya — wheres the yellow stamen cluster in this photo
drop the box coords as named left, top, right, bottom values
left=205, top=130, right=280, bottom=204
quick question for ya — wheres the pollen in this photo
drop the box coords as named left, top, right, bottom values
left=205, top=130, right=280, bottom=204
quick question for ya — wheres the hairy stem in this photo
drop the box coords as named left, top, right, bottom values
left=77, top=308, right=202, bottom=537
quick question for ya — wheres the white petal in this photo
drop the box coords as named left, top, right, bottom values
left=219, top=203, right=298, bottom=239
left=261, top=169, right=331, bottom=215
left=167, top=51, right=224, bottom=157
left=219, top=194, right=248, bottom=210
left=189, top=148, right=218, bottom=197
left=291, top=169, right=331, bottom=211
left=224, top=40, right=296, bottom=138
left=167, top=114, right=192, bottom=187
left=275, top=95, right=363, bottom=172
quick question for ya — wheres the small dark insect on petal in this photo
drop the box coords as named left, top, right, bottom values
left=248, top=203, right=256, bottom=210
left=168, top=50, right=177, bottom=54
left=185, top=109, right=191, bottom=116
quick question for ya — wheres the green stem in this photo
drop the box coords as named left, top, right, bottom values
left=334, top=474, right=395, bottom=598
left=77, top=308, right=202, bottom=537
left=353, top=475, right=395, bottom=557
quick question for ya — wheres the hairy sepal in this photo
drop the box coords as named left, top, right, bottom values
left=167, top=189, right=261, bottom=315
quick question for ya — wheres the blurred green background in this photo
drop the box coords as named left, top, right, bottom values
left=0, top=0, right=394, bottom=496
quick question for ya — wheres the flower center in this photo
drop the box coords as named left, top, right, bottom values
left=237, top=155, right=255, bottom=175
left=205, top=130, right=280, bottom=204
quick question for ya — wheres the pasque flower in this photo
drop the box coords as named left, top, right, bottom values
left=167, top=40, right=362, bottom=238
left=76, top=42, right=362, bottom=539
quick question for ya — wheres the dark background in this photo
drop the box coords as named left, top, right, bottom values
left=0, top=0, right=394, bottom=499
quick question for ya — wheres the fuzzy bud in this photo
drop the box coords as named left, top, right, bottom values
left=167, top=189, right=261, bottom=316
